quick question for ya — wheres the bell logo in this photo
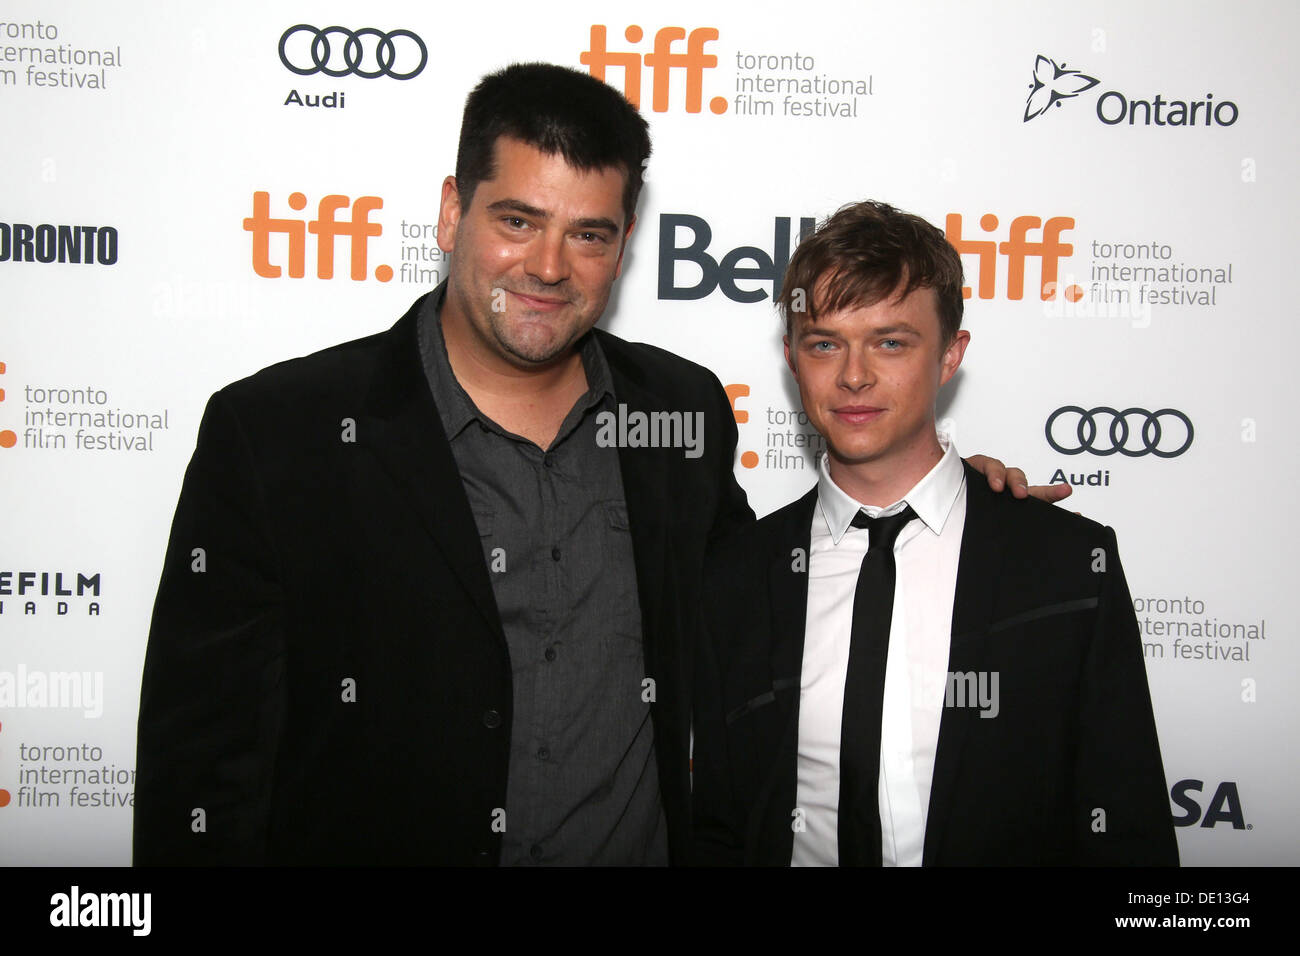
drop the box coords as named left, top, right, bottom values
left=945, top=213, right=1082, bottom=302
left=243, top=191, right=392, bottom=281
left=580, top=25, right=726, bottom=114
left=657, top=212, right=816, bottom=302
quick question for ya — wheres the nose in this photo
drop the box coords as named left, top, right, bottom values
left=838, top=344, right=875, bottom=390
left=525, top=230, right=571, bottom=286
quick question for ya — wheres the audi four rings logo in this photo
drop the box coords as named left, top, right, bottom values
left=278, top=25, right=428, bottom=79
left=1046, top=406, right=1194, bottom=458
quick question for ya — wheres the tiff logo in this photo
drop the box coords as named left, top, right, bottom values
left=243, top=191, right=393, bottom=282
left=945, top=214, right=1081, bottom=302
left=580, top=25, right=727, bottom=114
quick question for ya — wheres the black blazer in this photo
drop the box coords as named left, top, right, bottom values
left=133, top=292, right=753, bottom=865
left=693, top=462, right=1178, bottom=865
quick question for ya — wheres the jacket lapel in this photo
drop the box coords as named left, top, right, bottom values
left=768, top=487, right=818, bottom=691
left=923, top=461, right=1003, bottom=864
left=358, top=294, right=506, bottom=646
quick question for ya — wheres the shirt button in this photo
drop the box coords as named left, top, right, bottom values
left=544, top=647, right=557, bottom=662
left=551, top=546, right=561, bottom=561
left=537, top=746, right=550, bottom=761
left=530, top=844, right=544, bottom=862
left=482, top=709, right=502, bottom=729
left=543, top=455, right=554, bottom=469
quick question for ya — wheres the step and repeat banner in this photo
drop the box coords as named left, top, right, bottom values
left=2, top=0, right=1295, bottom=866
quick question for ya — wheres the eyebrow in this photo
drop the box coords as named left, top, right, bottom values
left=800, top=325, right=841, bottom=338
left=800, top=322, right=923, bottom=337
left=485, top=199, right=620, bottom=234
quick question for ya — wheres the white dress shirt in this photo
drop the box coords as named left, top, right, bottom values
left=791, top=435, right=967, bottom=867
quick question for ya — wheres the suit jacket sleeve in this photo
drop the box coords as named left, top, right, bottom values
left=1073, top=525, right=1179, bottom=865
left=133, top=390, right=286, bottom=865
left=688, top=373, right=753, bottom=865
left=704, top=369, right=755, bottom=545
left=691, top=619, right=746, bottom=863
left=691, top=528, right=751, bottom=866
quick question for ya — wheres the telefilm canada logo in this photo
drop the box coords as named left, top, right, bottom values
left=1022, top=54, right=1239, bottom=127
left=278, top=24, right=427, bottom=110
left=0, top=569, right=103, bottom=616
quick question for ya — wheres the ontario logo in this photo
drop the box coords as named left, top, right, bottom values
left=1022, top=54, right=1239, bottom=127
left=1023, top=55, right=1098, bottom=121
left=580, top=25, right=726, bottom=114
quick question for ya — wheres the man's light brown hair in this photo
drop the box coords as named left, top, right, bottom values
left=778, top=200, right=964, bottom=345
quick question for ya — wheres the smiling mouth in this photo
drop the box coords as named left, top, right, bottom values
left=833, top=406, right=885, bottom=424
left=508, top=289, right=571, bottom=312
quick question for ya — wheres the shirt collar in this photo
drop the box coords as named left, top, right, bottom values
left=417, top=279, right=615, bottom=440
left=816, top=433, right=966, bottom=544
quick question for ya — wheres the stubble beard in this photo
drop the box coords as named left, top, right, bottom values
left=485, top=301, right=586, bottom=368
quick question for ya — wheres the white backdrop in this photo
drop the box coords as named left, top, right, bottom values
left=2, top=0, right=1295, bottom=865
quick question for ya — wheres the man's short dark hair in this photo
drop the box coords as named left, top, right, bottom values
left=778, top=200, right=964, bottom=345
left=455, top=62, right=651, bottom=227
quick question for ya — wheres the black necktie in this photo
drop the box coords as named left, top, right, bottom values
left=838, top=504, right=917, bottom=866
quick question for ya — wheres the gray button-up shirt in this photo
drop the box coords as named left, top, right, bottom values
left=417, top=285, right=668, bottom=865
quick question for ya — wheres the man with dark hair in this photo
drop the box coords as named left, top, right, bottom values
left=135, top=66, right=1046, bottom=866
left=453, top=62, right=650, bottom=227
left=693, top=200, right=1177, bottom=866
left=135, top=61, right=733, bottom=867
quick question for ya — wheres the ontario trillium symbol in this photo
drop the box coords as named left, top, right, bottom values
left=1023, top=54, right=1099, bottom=121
